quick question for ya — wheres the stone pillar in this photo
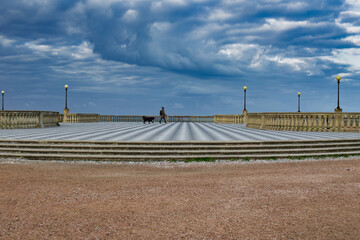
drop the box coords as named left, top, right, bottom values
left=63, top=108, right=69, bottom=123
left=334, top=114, right=343, bottom=132
left=37, top=112, right=44, bottom=128
left=242, top=110, right=248, bottom=124
left=260, top=115, right=265, bottom=129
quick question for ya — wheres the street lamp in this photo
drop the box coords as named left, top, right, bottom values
left=1, top=91, right=4, bottom=110
left=64, top=84, right=68, bottom=110
left=243, top=86, right=247, bottom=111
left=297, top=92, right=301, bottom=112
left=335, top=76, right=342, bottom=112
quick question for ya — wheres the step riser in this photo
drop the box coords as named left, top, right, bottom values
left=2, top=143, right=360, bottom=150
left=2, top=147, right=360, bottom=155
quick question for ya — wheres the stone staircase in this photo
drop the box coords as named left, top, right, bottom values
left=0, top=139, right=360, bottom=162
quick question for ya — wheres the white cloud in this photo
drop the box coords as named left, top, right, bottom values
left=71, top=41, right=95, bottom=59
left=219, top=43, right=260, bottom=58
left=321, top=48, right=360, bottom=72
left=86, top=0, right=123, bottom=7
left=24, top=41, right=95, bottom=60
left=151, top=0, right=187, bottom=11
left=343, top=35, right=360, bottom=46
left=151, top=22, right=172, bottom=32
left=0, top=35, right=15, bottom=46
left=337, top=2, right=360, bottom=34
left=260, top=18, right=310, bottom=32
left=335, top=19, right=360, bottom=34
left=208, top=9, right=233, bottom=21
left=285, top=1, right=309, bottom=10
left=265, top=55, right=307, bottom=71
left=346, top=0, right=360, bottom=11
left=122, top=9, right=138, bottom=21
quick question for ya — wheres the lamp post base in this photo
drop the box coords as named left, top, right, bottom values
left=63, top=108, right=69, bottom=123
left=334, top=108, right=342, bottom=113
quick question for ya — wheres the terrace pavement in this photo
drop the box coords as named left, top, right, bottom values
left=1, top=122, right=360, bottom=141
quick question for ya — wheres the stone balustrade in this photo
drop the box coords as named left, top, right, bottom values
left=60, top=111, right=360, bottom=133
left=62, top=113, right=100, bottom=123
left=214, top=114, right=244, bottom=124
left=246, top=112, right=360, bottom=132
left=99, top=115, right=214, bottom=123
left=0, top=111, right=59, bottom=129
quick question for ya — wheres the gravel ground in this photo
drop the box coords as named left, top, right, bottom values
left=1, top=158, right=360, bottom=239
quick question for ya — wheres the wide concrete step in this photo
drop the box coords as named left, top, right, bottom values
left=1, top=142, right=360, bottom=150
left=1, top=138, right=360, bottom=146
left=1, top=139, right=360, bottom=162
left=1, top=146, right=360, bottom=155
left=1, top=141, right=360, bottom=151
left=0, top=151, right=359, bottom=161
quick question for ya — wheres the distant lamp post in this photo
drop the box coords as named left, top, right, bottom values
left=298, top=92, right=301, bottom=112
left=243, top=86, right=247, bottom=111
left=243, top=86, right=247, bottom=115
left=64, top=84, right=68, bottom=110
left=1, top=91, right=4, bottom=110
left=335, top=76, right=342, bottom=112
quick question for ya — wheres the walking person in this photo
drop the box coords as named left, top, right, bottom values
left=159, top=107, right=167, bottom=123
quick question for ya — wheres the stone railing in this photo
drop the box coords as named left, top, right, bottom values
left=214, top=114, right=244, bottom=124
left=99, top=115, right=214, bottom=123
left=61, top=113, right=100, bottom=123
left=246, top=112, right=360, bottom=132
left=167, top=116, right=213, bottom=122
left=0, top=111, right=59, bottom=129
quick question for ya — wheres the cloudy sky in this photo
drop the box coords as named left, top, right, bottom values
left=1, top=0, right=360, bottom=115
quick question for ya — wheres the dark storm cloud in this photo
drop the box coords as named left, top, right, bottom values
left=0, top=0, right=357, bottom=77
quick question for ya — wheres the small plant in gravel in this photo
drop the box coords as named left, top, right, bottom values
left=184, top=157, right=216, bottom=163
left=242, top=157, right=250, bottom=161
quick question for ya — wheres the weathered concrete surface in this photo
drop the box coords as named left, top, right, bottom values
left=0, top=159, right=359, bottom=239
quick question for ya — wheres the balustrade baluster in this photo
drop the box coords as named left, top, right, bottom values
left=289, top=115, right=294, bottom=131
left=352, top=115, right=358, bottom=132
left=308, top=116, right=313, bottom=131
left=328, top=115, right=334, bottom=132
left=302, top=115, right=308, bottom=131
left=340, top=114, right=345, bottom=132
left=319, top=115, right=324, bottom=132
left=346, top=115, right=352, bottom=131
left=293, top=115, right=299, bottom=131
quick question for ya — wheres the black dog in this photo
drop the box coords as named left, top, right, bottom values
left=143, top=116, right=155, bottom=124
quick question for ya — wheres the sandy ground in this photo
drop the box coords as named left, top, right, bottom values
left=0, top=159, right=359, bottom=239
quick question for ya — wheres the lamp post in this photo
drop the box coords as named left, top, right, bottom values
left=243, top=86, right=247, bottom=111
left=298, top=92, right=301, bottom=112
left=1, top=91, right=4, bottom=110
left=64, top=84, right=68, bottom=110
left=335, top=76, right=342, bottom=112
